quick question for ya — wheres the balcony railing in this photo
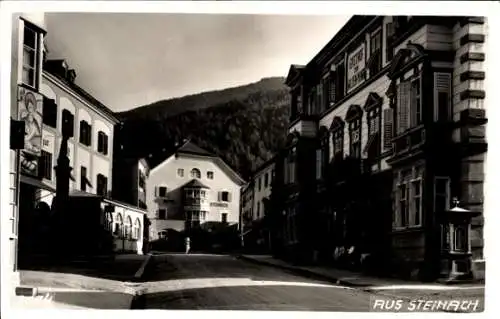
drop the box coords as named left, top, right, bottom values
left=393, top=125, right=426, bottom=155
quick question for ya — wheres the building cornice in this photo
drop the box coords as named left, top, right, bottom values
left=42, top=71, right=120, bottom=125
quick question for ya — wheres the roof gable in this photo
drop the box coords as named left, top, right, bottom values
left=177, top=140, right=215, bottom=157
left=285, top=64, right=305, bottom=87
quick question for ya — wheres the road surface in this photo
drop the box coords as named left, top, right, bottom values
left=139, top=253, right=381, bottom=311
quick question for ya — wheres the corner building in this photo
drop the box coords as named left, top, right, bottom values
left=274, top=16, right=487, bottom=280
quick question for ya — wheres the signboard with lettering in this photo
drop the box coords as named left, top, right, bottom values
left=347, top=44, right=367, bottom=92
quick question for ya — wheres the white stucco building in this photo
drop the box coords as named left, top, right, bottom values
left=146, top=140, right=245, bottom=240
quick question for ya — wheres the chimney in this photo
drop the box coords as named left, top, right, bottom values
left=67, top=69, right=77, bottom=83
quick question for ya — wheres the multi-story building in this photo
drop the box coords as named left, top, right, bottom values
left=6, top=11, right=47, bottom=292
left=7, top=13, right=148, bottom=264
left=240, top=158, right=275, bottom=252
left=272, top=15, right=487, bottom=281
left=145, top=140, right=245, bottom=245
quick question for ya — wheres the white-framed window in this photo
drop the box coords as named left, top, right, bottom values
left=207, top=171, right=214, bottom=179
left=21, top=20, right=42, bottom=89
left=97, top=131, right=108, bottom=155
left=157, top=186, right=167, bottom=198
left=191, top=168, right=201, bottom=179
left=397, top=73, right=423, bottom=134
left=394, top=165, right=424, bottom=229
left=177, top=168, right=184, bottom=177
left=219, top=191, right=231, bottom=202
left=79, top=120, right=92, bottom=146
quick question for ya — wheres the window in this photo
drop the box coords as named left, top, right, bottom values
left=177, top=168, right=184, bottom=177
left=134, top=218, right=141, bottom=240
left=285, top=147, right=297, bottom=184
left=221, top=213, right=228, bottom=224
left=257, top=202, right=260, bottom=218
left=61, top=109, right=74, bottom=138
left=258, top=177, right=262, bottom=191
left=286, top=206, right=298, bottom=244
left=434, top=72, right=452, bottom=122
left=365, top=108, right=381, bottom=158
left=369, top=29, right=382, bottom=76
left=332, top=128, right=344, bottom=159
left=158, top=186, right=167, bottom=197
left=434, top=177, right=450, bottom=213
left=80, top=166, right=87, bottom=191
left=22, top=22, right=40, bottom=88
left=158, top=209, right=166, bottom=219
left=191, top=168, right=201, bottom=179
left=96, top=174, right=108, bottom=196
left=207, top=171, right=214, bottom=179
left=323, top=76, right=331, bottom=110
left=410, top=77, right=422, bottom=127
left=329, top=71, right=336, bottom=104
left=395, top=166, right=424, bottom=228
left=79, top=120, right=92, bottom=146
left=40, top=150, right=52, bottom=180
left=383, top=108, right=394, bottom=151
left=220, top=191, right=231, bottom=202
left=97, top=131, right=108, bottom=155
left=42, top=97, right=57, bottom=128
left=385, top=22, right=395, bottom=62
left=349, top=118, right=362, bottom=159
left=264, top=173, right=268, bottom=187
left=411, top=178, right=422, bottom=226
left=335, top=60, right=346, bottom=101
left=397, top=75, right=422, bottom=133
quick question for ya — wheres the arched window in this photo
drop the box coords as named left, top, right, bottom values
left=125, top=216, right=132, bottom=239
left=134, top=218, right=141, bottom=240
left=191, top=168, right=201, bottom=179
left=115, top=213, right=123, bottom=237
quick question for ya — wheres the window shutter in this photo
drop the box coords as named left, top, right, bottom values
left=217, top=191, right=221, bottom=202
left=103, top=134, right=108, bottom=155
left=228, top=192, right=232, bottom=202
left=397, top=81, right=411, bottom=133
left=383, top=108, right=394, bottom=150
left=434, top=72, right=452, bottom=122
left=154, top=186, right=158, bottom=197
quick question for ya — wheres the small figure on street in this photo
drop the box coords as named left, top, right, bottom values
left=185, top=236, right=191, bottom=254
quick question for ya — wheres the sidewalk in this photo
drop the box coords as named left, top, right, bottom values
left=237, top=255, right=485, bottom=300
left=10, top=254, right=152, bottom=310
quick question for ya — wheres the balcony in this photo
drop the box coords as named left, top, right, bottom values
left=388, top=125, right=426, bottom=165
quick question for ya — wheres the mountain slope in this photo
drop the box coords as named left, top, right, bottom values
left=119, top=77, right=288, bottom=120
left=116, top=77, right=290, bottom=180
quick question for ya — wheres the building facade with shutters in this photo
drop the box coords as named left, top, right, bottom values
left=145, top=140, right=246, bottom=242
left=272, top=15, right=487, bottom=280
left=240, top=158, right=276, bottom=252
left=8, top=14, right=148, bottom=262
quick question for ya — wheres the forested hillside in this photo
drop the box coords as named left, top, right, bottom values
left=117, top=77, right=290, bottom=180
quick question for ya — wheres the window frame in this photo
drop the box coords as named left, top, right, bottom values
left=158, top=209, right=167, bottom=220
left=369, top=28, right=383, bottom=76
left=80, top=166, right=87, bottom=191
left=207, top=171, right=214, bottom=179
left=97, top=131, right=108, bottom=155
left=21, top=22, right=40, bottom=89
left=96, top=174, right=108, bottom=197
left=190, top=168, right=201, bottom=179
left=40, top=150, right=52, bottom=181
left=79, top=120, right=92, bottom=146
left=177, top=168, right=184, bottom=177
left=61, top=109, right=75, bottom=138
left=42, top=97, right=57, bottom=128
left=158, top=186, right=167, bottom=198
left=348, top=117, right=362, bottom=159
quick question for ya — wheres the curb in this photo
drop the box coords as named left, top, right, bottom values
left=133, top=253, right=153, bottom=280
left=236, top=255, right=371, bottom=289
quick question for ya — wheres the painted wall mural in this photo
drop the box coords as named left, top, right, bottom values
left=18, top=86, right=43, bottom=176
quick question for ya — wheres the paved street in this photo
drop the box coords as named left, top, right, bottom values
left=138, top=253, right=389, bottom=311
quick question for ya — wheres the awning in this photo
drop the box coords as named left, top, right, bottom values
left=20, top=175, right=56, bottom=193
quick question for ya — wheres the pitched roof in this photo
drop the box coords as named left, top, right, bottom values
left=182, top=179, right=210, bottom=189
left=177, top=140, right=215, bottom=157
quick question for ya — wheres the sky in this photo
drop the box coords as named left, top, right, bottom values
left=44, top=13, right=350, bottom=112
